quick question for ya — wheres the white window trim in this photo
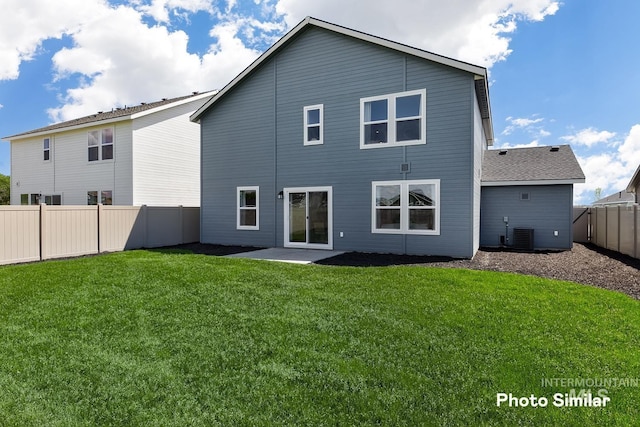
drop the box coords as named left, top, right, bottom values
left=283, top=186, right=333, bottom=250
left=87, top=190, right=113, bottom=205
left=88, top=127, right=114, bottom=163
left=237, top=186, right=259, bottom=230
left=43, top=137, right=51, bottom=162
left=371, top=179, right=440, bottom=235
left=360, top=89, right=426, bottom=149
left=303, top=104, right=323, bottom=146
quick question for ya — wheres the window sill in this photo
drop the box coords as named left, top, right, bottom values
left=360, top=140, right=425, bottom=149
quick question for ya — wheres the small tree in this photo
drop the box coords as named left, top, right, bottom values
left=0, top=173, right=9, bottom=205
left=594, top=187, right=602, bottom=202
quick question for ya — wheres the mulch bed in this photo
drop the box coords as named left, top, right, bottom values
left=317, top=243, right=640, bottom=300
left=168, top=242, right=640, bottom=300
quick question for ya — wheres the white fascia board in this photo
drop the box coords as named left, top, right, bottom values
left=482, top=179, right=586, bottom=186
left=6, top=116, right=131, bottom=142
left=131, top=91, right=216, bottom=120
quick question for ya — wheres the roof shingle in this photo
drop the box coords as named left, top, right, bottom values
left=482, top=145, right=585, bottom=184
left=5, top=92, right=214, bottom=140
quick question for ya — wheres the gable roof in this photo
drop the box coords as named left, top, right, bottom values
left=4, top=91, right=215, bottom=141
left=593, top=190, right=635, bottom=206
left=482, top=145, right=586, bottom=186
left=190, top=16, right=494, bottom=144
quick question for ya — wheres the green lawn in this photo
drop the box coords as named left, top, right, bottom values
left=0, top=250, right=639, bottom=426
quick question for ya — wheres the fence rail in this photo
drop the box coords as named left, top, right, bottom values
left=0, top=205, right=199, bottom=265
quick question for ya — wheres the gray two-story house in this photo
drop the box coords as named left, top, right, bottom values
left=191, top=17, right=584, bottom=258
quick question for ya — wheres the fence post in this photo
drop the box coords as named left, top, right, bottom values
left=604, top=207, right=607, bottom=249
left=39, top=203, right=44, bottom=261
left=633, top=205, right=638, bottom=258
left=617, top=205, right=621, bottom=253
left=179, top=205, right=184, bottom=244
left=97, top=203, right=102, bottom=254
left=142, top=205, right=148, bottom=248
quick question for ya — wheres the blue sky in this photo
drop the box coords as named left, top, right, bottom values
left=1, top=0, right=638, bottom=205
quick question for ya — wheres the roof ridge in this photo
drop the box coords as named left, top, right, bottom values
left=5, top=91, right=215, bottom=140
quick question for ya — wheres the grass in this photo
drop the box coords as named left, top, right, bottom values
left=0, top=250, right=639, bottom=426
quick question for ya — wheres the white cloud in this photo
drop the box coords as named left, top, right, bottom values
left=0, top=0, right=103, bottom=80
left=500, top=115, right=550, bottom=145
left=3, top=0, right=560, bottom=124
left=573, top=124, right=640, bottom=204
left=502, top=115, right=545, bottom=135
left=138, top=0, right=214, bottom=23
left=507, top=116, right=544, bottom=128
left=48, top=5, right=205, bottom=120
left=561, top=127, right=617, bottom=147
left=275, top=0, right=560, bottom=68
left=495, top=140, right=541, bottom=149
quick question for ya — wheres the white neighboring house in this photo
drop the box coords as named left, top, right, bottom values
left=4, top=91, right=214, bottom=206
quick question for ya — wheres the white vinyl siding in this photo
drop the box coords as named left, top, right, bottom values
left=10, top=137, right=56, bottom=205
left=131, top=100, right=201, bottom=206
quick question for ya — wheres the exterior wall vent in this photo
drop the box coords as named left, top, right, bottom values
left=513, top=228, right=534, bottom=251
left=400, top=162, right=411, bottom=173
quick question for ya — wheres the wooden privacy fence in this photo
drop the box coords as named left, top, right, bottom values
left=587, top=205, right=640, bottom=259
left=0, top=205, right=199, bottom=265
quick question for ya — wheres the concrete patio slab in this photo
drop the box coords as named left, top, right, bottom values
left=226, top=247, right=345, bottom=264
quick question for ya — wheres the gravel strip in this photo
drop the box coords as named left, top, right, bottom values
left=318, top=243, right=640, bottom=300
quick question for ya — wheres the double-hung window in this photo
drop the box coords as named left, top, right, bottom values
left=372, top=179, right=439, bottom=235
left=43, top=137, right=51, bottom=161
left=237, top=186, right=259, bottom=230
left=303, top=105, right=323, bottom=145
left=88, top=128, right=114, bottom=162
left=361, top=89, right=426, bottom=149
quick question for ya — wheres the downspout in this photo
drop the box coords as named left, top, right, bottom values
left=113, top=125, right=117, bottom=204
left=52, top=135, right=56, bottom=196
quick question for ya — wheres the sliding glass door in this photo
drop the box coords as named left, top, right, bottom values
left=284, top=187, right=332, bottom=249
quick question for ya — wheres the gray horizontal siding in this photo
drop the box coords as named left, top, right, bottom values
left=480, top=185, right=574, bottom=250
left=201, top=26, right=478, bottom=257
left=200, top=62, right=277, bottom=247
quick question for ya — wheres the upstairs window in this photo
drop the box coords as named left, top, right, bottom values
left=88, top=128, right=114, bottom=162
left=43, top=138, right=51, bottom=161
left=303, top=104, right=323, bottom=145
left=360, top=89, right=426, bottom=149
